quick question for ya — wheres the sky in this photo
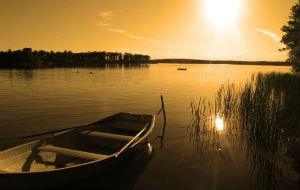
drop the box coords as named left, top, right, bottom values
left=0, top=0, right=298, bottom=61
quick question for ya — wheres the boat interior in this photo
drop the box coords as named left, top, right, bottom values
left=0, top=113, right=153, bottom=173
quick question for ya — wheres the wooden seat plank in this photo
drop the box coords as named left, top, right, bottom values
left=39, top=145, right=108, bottom=161
left=80, top=131, right=133, bottom=141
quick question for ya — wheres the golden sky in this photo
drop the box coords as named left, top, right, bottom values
left=0, top=0, right=297, bottom=61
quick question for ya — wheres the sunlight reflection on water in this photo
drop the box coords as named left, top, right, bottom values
left=215, top=114, right=224, bottom=131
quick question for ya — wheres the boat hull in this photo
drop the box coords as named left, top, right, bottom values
left=0, top=141, right=148, bottom=189
left=0, top=113, right=155, bottom=189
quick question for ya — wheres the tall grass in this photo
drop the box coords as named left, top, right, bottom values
left=188, top=72, right=300, bottom=187
left=188, top=98, right=218, bottom=153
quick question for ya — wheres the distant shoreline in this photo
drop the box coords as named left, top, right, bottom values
left=150, top=59, right=291, bottom=66
left=0, top=48, right=291, bottom=69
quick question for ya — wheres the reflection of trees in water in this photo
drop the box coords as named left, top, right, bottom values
left=4, top=64, right=149, bottom=81
left=90, top=63, right=149, bottom=70
left=20, top=70, right=34, bottom=80
left=6, top=69, right=35, bottom=81
left=122, top=63, right=149, bottom=69
left=188, top=72, right=300, bottom=189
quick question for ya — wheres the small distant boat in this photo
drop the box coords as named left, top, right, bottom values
left=0, top=112, right=155, bottom=189
left=177, top=68, right=187, bottom=70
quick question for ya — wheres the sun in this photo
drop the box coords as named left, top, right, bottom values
left=204, top=0, right=241, bottom=29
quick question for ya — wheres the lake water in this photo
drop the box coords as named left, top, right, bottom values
left=0, top=64, right=296, bottom=189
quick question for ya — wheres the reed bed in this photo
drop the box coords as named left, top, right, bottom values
left=188, top=72, right=300, bottom=187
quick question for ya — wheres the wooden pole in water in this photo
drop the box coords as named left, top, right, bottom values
left=161, top=95, right=166, bottom=123
left=159, top=95, right=167, bottom=148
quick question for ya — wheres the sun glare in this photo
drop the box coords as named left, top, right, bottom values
left=215, top=115, right=224, bottom=131
left=205, top=0, right=241, bottom=29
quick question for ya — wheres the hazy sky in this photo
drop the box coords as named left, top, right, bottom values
left=0, top=0, right=297, bottom=61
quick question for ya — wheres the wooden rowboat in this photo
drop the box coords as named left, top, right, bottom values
left=0, top=112, right=155, bottom=189
left=177, top=68, right=187, bottom=70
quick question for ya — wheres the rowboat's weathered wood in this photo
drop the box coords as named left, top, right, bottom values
left=80, top=131, right=133, bottom=141
left=0, top=112, right=155, bottom=180
left=39, top=145, right=108, bottom=161
left=115, top=122, right=149, bottom=158
left=18, top=124, right=91, bottom=140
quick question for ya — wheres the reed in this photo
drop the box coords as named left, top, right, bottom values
left=188, top=72, right=300, bottom=186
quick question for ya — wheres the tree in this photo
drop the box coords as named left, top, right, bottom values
left=0, top=49, right=151, bottom=68
left=280, top=2, right=300, bottom=71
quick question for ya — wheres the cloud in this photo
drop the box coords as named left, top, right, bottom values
left=129, top=34, right=145, bottom=40
left=107, top=28, right=174, bottom=48
left=129, top=34, right=161, bottom=44
left=108, top=28, right=126, bottom=33
left=99, top=11, right=116, bottom=20
left=98, top=23, right=110, bottom=26
left=128, top=34, right=172, bottom=48
left=256, top=28, right=281, bottom=42
left=97, top=10, right=173, bottom=49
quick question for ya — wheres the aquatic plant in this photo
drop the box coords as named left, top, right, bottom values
left=188, top=72, right=300, bottom=188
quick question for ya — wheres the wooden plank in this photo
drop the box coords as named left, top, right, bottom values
left=80, top=131, right=133, bottom=141
left=39, top=145, right=108, bottom=161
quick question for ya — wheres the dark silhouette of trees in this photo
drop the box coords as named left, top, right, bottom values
left=280, top=2, right=300, bottom=71
left=0, top=49, right=151, bottom=69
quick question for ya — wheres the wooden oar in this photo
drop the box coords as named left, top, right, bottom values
left=18, top=124, right=91, bottom=140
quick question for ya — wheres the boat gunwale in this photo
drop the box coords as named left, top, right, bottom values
left=0, top=113, right=155, bottom=175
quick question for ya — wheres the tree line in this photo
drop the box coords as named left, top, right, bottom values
left=280, top=1, right=300, bottom=71
left=0, top=48, right=151, bottom=69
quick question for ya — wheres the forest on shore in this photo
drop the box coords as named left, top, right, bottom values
left=0, top=48, right=151, bottom=69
